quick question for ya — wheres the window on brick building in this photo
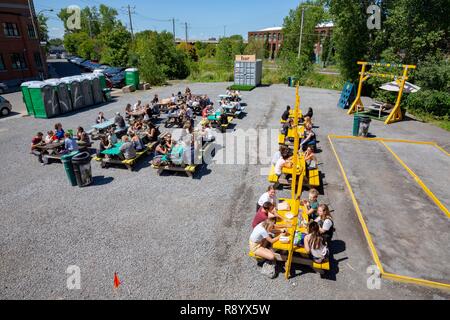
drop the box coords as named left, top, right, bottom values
left=28, top=24, right=37, bottom=39
left=11, top=53, right=27, bottom=70
left=3, top=23, right=20, bottom=37
left=34, top=52, right=43, bottom=68
left=0, top=55, right=5, bottom=70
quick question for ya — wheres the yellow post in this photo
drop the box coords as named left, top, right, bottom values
left=285, top=82, right=301, bottom=279
left=385, top=65, right=410, bottom=124
left=348, top=62, right=367, bottom=115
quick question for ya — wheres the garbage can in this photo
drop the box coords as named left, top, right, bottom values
left=71, top=151, right=93, bottom=187
left=125, top=68, right=140, bottom=88
left=352, top=114, right=361, bottom=137
left=359, top=116, right=372, bottom=137
left=61, top=151, right=80, bottom=186
left=288, top=76, right=298, bottom=87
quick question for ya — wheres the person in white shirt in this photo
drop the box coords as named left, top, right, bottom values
left=133, top=100, right=142, bottom=112
left=249, top=219, right=286, bottom=262
left=304, top=221, right=329, bottom=263
left=271, top=145, right=289, bottom=166
left=315, top=204, right=334, bottom=245
left=257, top=185, right=278, bottom=212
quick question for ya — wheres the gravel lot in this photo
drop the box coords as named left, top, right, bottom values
left=0, top=82, right=449, bottom=299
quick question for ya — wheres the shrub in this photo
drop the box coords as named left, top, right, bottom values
left=405, top=90, right=450, bottom=118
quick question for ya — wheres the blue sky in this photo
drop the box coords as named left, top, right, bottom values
left=35, top=0, right=302, bottom=39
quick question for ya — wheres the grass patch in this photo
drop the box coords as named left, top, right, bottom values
left=407, top=111, right=450, bottom=132
left=229, top=85, right=255, bottom=91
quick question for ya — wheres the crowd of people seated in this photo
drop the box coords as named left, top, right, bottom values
left=249, top=105, right=334, bottom=278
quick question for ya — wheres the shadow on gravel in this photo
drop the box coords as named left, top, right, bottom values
left=92, top=176, right=114, bottom=186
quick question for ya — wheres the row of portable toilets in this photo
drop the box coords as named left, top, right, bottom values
left=21, top=72, right=107, bottom=119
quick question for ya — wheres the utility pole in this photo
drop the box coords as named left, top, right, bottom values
left=223, top=25, right=226, bottom=38
left=125, top=5, right=135, bottom=39
left=172, top=18, right=176, bottom=41
left=185, top=22, right=188, bottom=43
left=297, top=7, right=305, bottom=59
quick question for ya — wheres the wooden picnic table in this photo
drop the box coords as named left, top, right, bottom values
left=92, top=119, right=115, bottom=131
left=34, top=141, right=64, bottom=151
left=101, top=142, right=124, bottom=156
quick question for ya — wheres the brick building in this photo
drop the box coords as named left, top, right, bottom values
left=0, top=0, right=48, bottom=86
left=248, top=27, right=283, bottom=60
left=248, top=22, right=334, bottom=60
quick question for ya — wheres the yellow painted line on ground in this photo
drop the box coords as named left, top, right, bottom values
left=328, top=135, right=437, bottom=146
left=327, top=135, right=384, bottom=272
left=433, top=143, right=450, bottom=156
left=382, top=272, right=450, bottom=291
left=380, top=141, right=450, bottom=218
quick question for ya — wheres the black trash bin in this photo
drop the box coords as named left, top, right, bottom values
left=71, top=151, right=93, bottom=187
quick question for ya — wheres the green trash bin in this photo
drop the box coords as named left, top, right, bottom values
left=289, top=76, right=298, bottom=87
left=125, top=68, right=140, bottom=88
left=61, top=151, right=80, bottom=186
left=353, top=114, right=361, bottom=136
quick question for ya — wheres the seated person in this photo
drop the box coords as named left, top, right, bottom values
left=302, top=116, right=313, bottom=128
left=185, top=87, right=191, bottom=96
left=162, top=140, right=185, bottom=166
left=114, top=112, right=126, bottom=130
left=54, top=123, right=65, bottom=140
left=302, top=189, right=320, bottom=220
left=303, top=221, right=329, bottom=263
left=304, top=146, right=318, bottom=169
left=107, top=127, right=118, bottom=146
left=63, top=132, right=79, bottom=153
left=45, top=131, right=57, bottom=144
left=300, top=124, right=316, bottom=151
left=271, top=145, right=289, bottom=166
left=281, top=106, right=291, bottom=121
left=252, top=202, right=283, bottom=229
left=125, top=104, right=132, bottom=120
left=151, top=94, right=159, bottom=104
left=249, top=219, right=286, bottom=262
left=155, top=135, right=172, bottom=157
left=281, top=118, right=294, bottom=136
left=119, top=136, right=136, bottom=160
left=315, top=204, right=334, bottom=245
left=200, top=121, right=215, bottom=143
left=96, top=112, right=107, bottom=124
left=97, top=136, right=111, bottom=158
left=256, top=186, right=278, bottom=212
left=143, top=123, right=160, bottom=144
left=274, top=149, right=292, bottom=179
left=130, top=133, right=145, bottom=152
left=31, top=132, right=44, bottom=153
left=76, top=127, right=91, bottom=146
left=133, top=100, right=142, bottom=112
left=304, top=107, right=313, bottom=119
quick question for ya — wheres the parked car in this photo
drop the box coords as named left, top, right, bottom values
left=0, top=96, right=12, bottom=116
left=0, top=82, right=8, bottom=94
left=71, top=57, right=86, bottom=65
left=101, top=67, right=126, bottom=78
left=110, top=71, right=125, bottom=88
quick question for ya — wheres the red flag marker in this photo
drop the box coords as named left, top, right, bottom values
left=114, top=272, right=121, bottom=289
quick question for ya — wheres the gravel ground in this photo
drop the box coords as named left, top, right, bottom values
left=0, top=82, right=449, bottom=300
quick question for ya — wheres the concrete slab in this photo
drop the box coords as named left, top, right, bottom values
left=384, top=142, right=450, bottom=211
left=333, top=138, right=450, bottom=284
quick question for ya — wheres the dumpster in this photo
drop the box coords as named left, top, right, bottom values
left=28, top=82, right=61, bottom=118
left=45, top=79, right=73, bottom=114
left=61, top=151, right=80, bottom=186
left=125, top=68, right=139, bottom=88
left=71, top=151, right=93, bottom=187
left=80, top=77, right=94, bottom=107
left=21, top=81, right=42, bottom=116
left=62, top=77, right=85, bottom=110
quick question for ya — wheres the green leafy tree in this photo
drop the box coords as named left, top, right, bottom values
left=63, top=32, right=90, bottom=55
left=244, top=38, right=269, bottom=60
left=37, top=14, right=49, bottom=42
left=100, top=23, right=131, bottom=66
left=216, top=35, right=245, bottom=70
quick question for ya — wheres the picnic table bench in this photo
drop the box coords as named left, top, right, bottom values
left=207, top=113, right=234, bottom=133
left=97, top=141, right=154, bottom=171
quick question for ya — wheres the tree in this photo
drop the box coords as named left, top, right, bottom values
left=244, top=38, right=269, bottom=60
left=63, top=32, right=90, bottom=55
left=216, top=35, right=245, bottom=70
left=133, top=30, right=190, bottom=85
left=100, top=23, right=132, bottom=66
left=37, top=14, right=49, bottom=42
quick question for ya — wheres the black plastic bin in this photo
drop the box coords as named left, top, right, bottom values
left=71, top=152, right=93, bottom=187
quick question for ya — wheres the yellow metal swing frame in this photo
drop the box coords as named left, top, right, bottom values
left=348, top=61, right=417, bottom=125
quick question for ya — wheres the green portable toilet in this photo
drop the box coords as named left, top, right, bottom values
left=125, top=68, right=139, bottom=88
left=28, top=82, right=61, bottom=118
left=93, top=70, right=107, bottom=89
left=21, top=81, right=41, bottom=116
